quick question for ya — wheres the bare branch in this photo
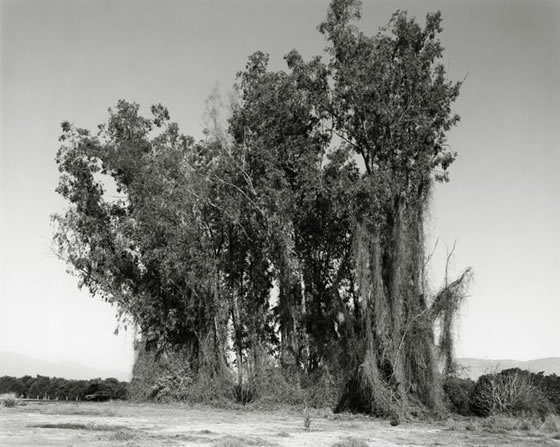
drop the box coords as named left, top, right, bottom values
left=429, top=267, right=472, bottom=321
left=444, top=240, right=457, bottom=287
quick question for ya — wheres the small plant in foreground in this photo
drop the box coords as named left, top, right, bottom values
left=542, top=414, right=560, bottom=433
left=464, top=418, right=477, bottom=431
left=445, top=418, right=459, bottom=431
left=303, top=405, right=311, bottom=431
left=0, top=393, right=17, bottom=407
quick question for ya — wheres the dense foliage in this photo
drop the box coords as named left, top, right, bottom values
left=443, top=376, right=475, bottom=416
left=53, top=0, right=470, bottom=415
left=540, top=373, right=560, bottom=414
left=0, top=375, right=128, bottom=400
left=441, top=369, right=560, bottom=417
left=468, top=369, right=558, bottom=417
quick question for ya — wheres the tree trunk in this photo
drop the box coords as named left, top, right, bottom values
left=231, top=290, right=244, bottom=390
left=389, top=204, right=406, bottom=395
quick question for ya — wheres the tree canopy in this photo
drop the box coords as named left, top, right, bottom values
left=53, top=0, right=470, bottom=415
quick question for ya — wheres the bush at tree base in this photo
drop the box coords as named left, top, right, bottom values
left=468, top=369, right=555, bottom=417
left=130, top=341, right=343, bottom=408
left=443, top=377, right=475, bottom=416
left=541, top=373, right=560, bottom=414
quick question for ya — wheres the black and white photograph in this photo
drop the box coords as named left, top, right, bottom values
left=1, top=0, right=559, bottom=445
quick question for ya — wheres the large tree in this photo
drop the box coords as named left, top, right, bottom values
left=54, top=0, right=470, bottom=415
left=314, top=0, right=470, bottom=414
left=54, top=102, right=234, bottom=384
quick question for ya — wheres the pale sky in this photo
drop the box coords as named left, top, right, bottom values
left=1, top=0, right=558, bottom=378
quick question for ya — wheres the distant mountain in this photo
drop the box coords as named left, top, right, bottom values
left=0, top=352, right=130, bottom=381
left=456, top=357, right=560, bottom=380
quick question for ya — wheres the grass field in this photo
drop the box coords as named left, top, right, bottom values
left=1, top=401, right=559, bottom=446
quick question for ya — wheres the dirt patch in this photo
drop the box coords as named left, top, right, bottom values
left=32, top=423, right=128, bottom=431
left=0, top=401, right=558, bottom=446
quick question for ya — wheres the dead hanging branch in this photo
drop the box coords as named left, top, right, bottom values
left=428, top=266, right=472, bottom=375
left=428, top=267, right=472, bottom=322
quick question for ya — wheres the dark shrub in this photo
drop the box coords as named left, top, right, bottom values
left=443, top=376, right=475, bottom=415
left=540, top=374, right=560, bottom=414
left=0, top=375, right=128, bottom=401
left=469, top=368, right=554, bottom=417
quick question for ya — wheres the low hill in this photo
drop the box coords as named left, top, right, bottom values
left=0, top=352, right=130, bottom=381
left=456, top=357, right=560, bottom=380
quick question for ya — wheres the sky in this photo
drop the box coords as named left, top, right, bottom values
left=1, top=0, right=559, bottom=379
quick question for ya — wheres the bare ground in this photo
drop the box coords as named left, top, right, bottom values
left=1, top=401, right=559, bottom=446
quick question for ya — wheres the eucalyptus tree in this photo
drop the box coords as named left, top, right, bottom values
left=53, top=102, right=233, bottom=382
left=228, top=0, right=470, bottom=413
left=314, top=0, right=470, bottom=413
left=54, top=0, right=470, bottom=414
left=229, top=51, right=360, bottom=383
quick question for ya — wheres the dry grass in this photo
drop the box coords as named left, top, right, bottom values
left=541, top=414, right=560, bottom=433
left=196, top=429, right=215, bottom=434
left=331, top=438, right=369, bottom=447
left=107, top=429, right=137, bottom=441
left=275, top=431, right=291, bottom=437
left=33, top=422, right=128, bottom=431
left=446, top=413, right=560, bottom=438
left=213, top=438, right=246, bottom=447
left=3, top=400, right=559, bottom=447
left=212, top=436, right=275, bottom=447
left=0, top=393, right=17, bottom=407
left=444, top=417, right=460, bottom=431
left=42, top=406, right=117, bottom=417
